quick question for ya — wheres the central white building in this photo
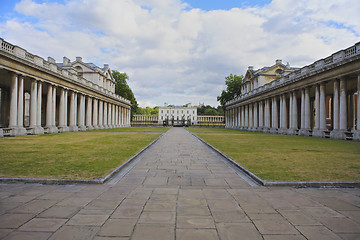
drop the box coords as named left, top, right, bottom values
left=158, top=104, right=197, bottom=126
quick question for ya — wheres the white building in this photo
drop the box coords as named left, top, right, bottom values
left=158, top=104, right=197, bottom=126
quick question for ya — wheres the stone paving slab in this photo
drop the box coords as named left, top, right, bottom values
left=0, top=127, right=359, bottom=239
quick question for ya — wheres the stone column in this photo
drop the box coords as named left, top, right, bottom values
left=270, top=96, right=278, bottom=133
left=64, top=89, right=68, bottom=131
left=30, top=79, right=38, bottom=129
left=300, top=89, right=305, bottom=130
left=278, top=95, right=285, bottom=134
left=258, top=101, right=263, bottom=130
left=52, top=86, right=57, bottom=129
left=108, top=103, right=112, bottom=128
left=46, top=84, right=52, bottom=130
left=58, top=88, right=65, bottom=131
left=330, top=79, right=342, bottom=139
left=9, top=73, right=26, bottom=136
left=36, top=81, right=44, bottom=134
left=93, top=99, right=98, bottom=129
left=339, top=78, right=347, bottom=131
left=300, top=87, right=311, bottom=136
left=104, top=102, right=108, bottom=128
left=78, top=94, right=86, bottom=131
left=314, top=85, right=320, bottom=131
left=283, top=94, right=288, bottom=132
left=69, top=91, right=78, bottom=132
left=288, top=91, right=298, bottom=135
left=248, top=104, right=252, bottom=130
left=253, top=102, right=258, bottom=130
left=354, top=74, right=360, bottom=140
left=86, top=96, right=93, bottom=130
left=98, top=100, right=104, bottom=129
left=319, top=83, right=326, bottom=131
left=314, top=83, right=326, bottom=137
left=9, top=73, right=18, bottom=128
left=244, top=105, right=248, bottom=129
left=17, top=76, right=25, bottom=130
left=331, top=77, right=347, bottom=140
left=112, top=104, right=116, bottom=128
left=288, top=92, right=293, bottom=134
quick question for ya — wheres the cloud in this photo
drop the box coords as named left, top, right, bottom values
left=1, top=0, right=359, bottom=107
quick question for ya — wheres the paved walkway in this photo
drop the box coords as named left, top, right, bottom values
left=0, top=127, right=359, bottom=240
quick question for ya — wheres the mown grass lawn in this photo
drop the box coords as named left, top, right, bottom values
left=0, top=130, right=163, bottom=179
left=188, top=128, right=360, bottom=182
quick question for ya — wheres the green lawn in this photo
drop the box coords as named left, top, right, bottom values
left=187, top=128, right=360, bottom=182
left=0, top=131, right=163, bottom=179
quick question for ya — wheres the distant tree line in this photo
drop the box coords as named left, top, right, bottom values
left=197, top=105, right=224, bottom=116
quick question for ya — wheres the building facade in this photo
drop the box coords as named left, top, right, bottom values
left=0, top=38, right=131, bottom=137
left=158, top=105, right=197, bottom=126
left=225, top=42, right=360, bottom=141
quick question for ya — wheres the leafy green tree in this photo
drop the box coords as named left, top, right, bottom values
left=112, top=70, right=138, bottom=117
left=204, top=108, right=218, bottom=115
left=217, top=74, right=243, bottom=107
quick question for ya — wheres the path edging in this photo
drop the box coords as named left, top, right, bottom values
left=189, top=130, right=360, bottom=188
left=0, top=132, right=166, bottom=185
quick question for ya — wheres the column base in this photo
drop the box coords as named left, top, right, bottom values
left=330, top=130, right=347, bottom=140
left=0, top=129, right=3, bottom=137
left=353, top=131, right=360, bottom=141
left=31, top=126, right=44, bottom=135
left=78, top=126, right=87, bottom=131
left=262, top=127, right=270, bottom=133
left=45, top=126, right=58, bottom=134
left=69, top=125, right=79, bottom=132
left=298, top=129, right=311, bottom=136
left=269, top=128, right=278, bottom=134
left=287, top=128, right=297, bottom=135
left=312, top=129, right=326, bottom=138
left=278, top=128, right=288, bottom=135
left=87, top=126, right=94, bottom=130
left=10, top=127, right=27, bottom=136
left=58, top=126, right=69, bottom=133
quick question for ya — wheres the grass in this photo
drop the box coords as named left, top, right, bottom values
left=187, top=128, right=360, bottom=182
left=95, top=127, right=170, bottom=132
left=0, top=131, right=163, bottom=179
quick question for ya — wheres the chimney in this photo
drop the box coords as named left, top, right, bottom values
left=76, top=57, right=82, bottom=62
left=63, top=56, right=70, bottom=66
left=248, top=66, right=254, bottom=71
left=276, top=59, right=282, bottom=65
left=47, top=57, right=55, bottom=63
left=104, top=64, right=109, bottom=69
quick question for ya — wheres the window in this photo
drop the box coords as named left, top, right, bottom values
left=161, top=110, right=163, bottom=113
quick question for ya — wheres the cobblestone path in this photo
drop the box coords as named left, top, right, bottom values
left=0, top=127, right=359, bottom=239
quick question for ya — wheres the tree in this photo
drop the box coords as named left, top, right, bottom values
left=217, top=74, right=243, bottom=107
left=112, top=70, right=138, bottom=117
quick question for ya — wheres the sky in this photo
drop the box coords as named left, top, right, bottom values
left=0, top=0, right=359, bottom=108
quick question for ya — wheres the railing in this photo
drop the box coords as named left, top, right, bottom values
left=1, top=39, right=14, bottom=53
left=225, top=41, right=360, bottom=106
left=0, top=38, right=131, bottom=106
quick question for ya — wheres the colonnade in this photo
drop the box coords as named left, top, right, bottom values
left=226, top=75, right=360, bottom=140
left=197, top=115, right=224, bottom=123
left=1, top=72, right=131, bottom=137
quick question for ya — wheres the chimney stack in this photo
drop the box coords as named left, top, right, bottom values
left=276, top=59, right=282, bottom=65
left=76, top=57, right=82, bottom=62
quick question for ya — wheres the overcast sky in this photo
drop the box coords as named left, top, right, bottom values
left=0, top=0, right=359, bottom=107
